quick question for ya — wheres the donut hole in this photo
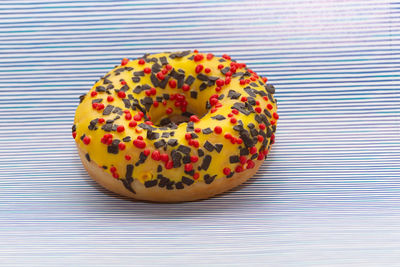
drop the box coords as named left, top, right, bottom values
left=148, top=96, right=208, bottom=127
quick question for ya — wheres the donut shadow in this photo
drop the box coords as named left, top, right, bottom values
left=78, top=163, right=272, bottom=219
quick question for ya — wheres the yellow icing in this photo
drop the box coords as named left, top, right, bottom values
left=73, top=51, right=278, bottom=185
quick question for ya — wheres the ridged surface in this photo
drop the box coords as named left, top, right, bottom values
left=0, top=0, right=400, bottom=266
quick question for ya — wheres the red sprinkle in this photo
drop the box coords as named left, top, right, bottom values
left=166, top=107, right=173, bottom=114
left=144, top=67, right=151, bottom=74
left=83, top=136, right=91, bottom=145
left=225, top=71, right=232, bottom=77
left=241, top=96, right=247, bottom=102
left=232, top=109, right=239, bottom=115
left=143, top=149, right=150, bottom=156
left=120, top=80, right=127, bottom=85
left=206, top=53, right=214, bottom=60
left=190, top=115, right=200, bottom=123
left=205, top=67, right=211, bottom=73
left=125, top=113, right=132, bottom=120
left=110, top=166, right=116, bottom=173
left=184, top=163, right=193, bottom=172
left=195, top=64, right=204, bottom=73
left=194, top=49, right=199, bottom=53
left=96, top=103, right=104, bottom=110
left=129, top=121, right=137, bottom=127
left=273, top=112, right=279, bottom=120
left=215, top=86, right=221, bottom=92
left=250, top=147, right=257, bottom=154
left=190, top=155, right=198, bottom=163
left=193, top=172, right=200, bottom=180
left=225, top=77, right=231, bottom=85
left=72, top=132, right=77, bottom=139
left=262, top=77, right=268, bottom=83
left=112, top=173, right=119, bottom=179
left=258, top=135, right=264, bottom=143
left=138, top=59, right=145, bottom=65
left=235, top=166, right=243, bottom=173
left=271, top=120, right=276, bottom=125
left=151, top=151, right=161, bottom=161
left=133, top=139, right=146, bottom=149
left=169, top=80, right=177, bottom=88
left=224, top=133, right=232, bottom=139
left=166, top=64, right=173, bottom=71
left=153, top=101, right=159, bottom=107
left=240, top=156, right=247, bottom=164
left=165, top=160, right=173, bottom=169
left=267, top=104, right=273, bottom=110
left=247, top=160, right=255, bottom=169
left=121, top=58, right=129, bottom=66
left=236, top=138, right=243, bottom=145
left=125, top=155, right=131, bottom=160
left=118, top=143, right=126, bottom=150
left=194, top=54, right=204, bottom=62
left=194, top=128, right=201, bottom=133
left=182, top=84, right=190, bottom=91
left=160, top=153, right=169, bottom=162
left=214, top=126, right=222, bottom=134
left=216, top=79, right=225, bottom=87
left=185, top=133, right=192, bottom=140
left=117, top=125, right=124, bottom=132
left=118, top=91, right=126, bottom=98
left=230, top=117, right=237, bottom=124
left=107, top=96, right=114, bottom=102
left=157, top=72, right=165, bottom=80
left=223, top=167, right=231, bottom=175
left=259, top=123, right=266, bottom=130
left=98, top=118, right=105, bottom=123
left=218, top=64, right=224, bottom=69
left=255, top=107, right=262, bottom=113
left=91, top=91, right=97, bottom=97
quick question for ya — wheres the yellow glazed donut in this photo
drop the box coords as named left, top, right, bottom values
left=73, top=50, right=278, bottom=202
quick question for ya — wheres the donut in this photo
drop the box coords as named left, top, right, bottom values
left=72, top=50, right=278, bottom=202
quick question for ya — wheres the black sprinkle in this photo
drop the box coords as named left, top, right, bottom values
left=190, top=91, right=198, bottom=99
left=126, top=164, right=133, bottom=179
left=264, top=109, right=272, bottom=118
left=182, top=176, right=194, bottom=185
left=175, top=182, right=184, bottom=189
left=228, top=90, right=241, bottom=99
left=151, top=63, right=162, bottom=73
left=158, top=177, right=169, bottom=188
left=177, top=145, right=191, bottom=155
left=204, top=174, right=216, bottom=184
left=198, top=149, right=204, bottom=157
left=154, top=139, right=166, bottom=149
left=161, top=132, right=170, bottom=138
left=95, top=86, right=106, bottom=92
left=230, top=155, right=239, bottom=163
left=167, top=139, right=178, bottom=147
left=250, top=82, right=259, bottom=87
left=135, top=152, right=148, bottom=166
left=201, top=155, right=212, bottom=171
left=265, top=84, right=275, bottom=94
left=85, top=153, right=91, bottom=162
left=166, top=181, right=175, bottom=190
left=197, top=73, right=209, bottom=81
left=157, top=165, right=162, bottom=172
left=226, top=172, right=234, bottom=178
left=103, top=105, right=114, bottom=115
left=199, top=83, right=208, bottom=91
left=248, top=123, right=255, bottom=129
left=133, top=71, right=145, bottom=77
left=159, top=56, right=168, bottom=65
left=144, top=180, right=158, bottom=188
left=132, top=76, right=140, bottom=83
left=92, top=98, right=103, bottom=104
left=221, top=67, right=230, bottom=75
left=182, top=155, right=191, bottom=164
left=108, top=139, right=120, bottom=154
left=123, top=136, right=131, bottom=142
left=204, top=141, right=214, bottom=152
left=202, top=128, right=212, bottom=134
left=211, top=115, right=225, bottom=121
left=244, top=87, right=257, bottom=97
left=214, top=144, right=223, bottom=153
left=242, top=146, right=251, bottom=157
left=150, top=73, right=159, bottom=87
left=185, top=75, right=195, bottom=86
left=147, top=131, right=160, bottom=140
left=122, top=99, right=131, bottom=109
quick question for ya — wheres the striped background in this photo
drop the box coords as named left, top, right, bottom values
left=1, top=0, right=400, bottom=266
